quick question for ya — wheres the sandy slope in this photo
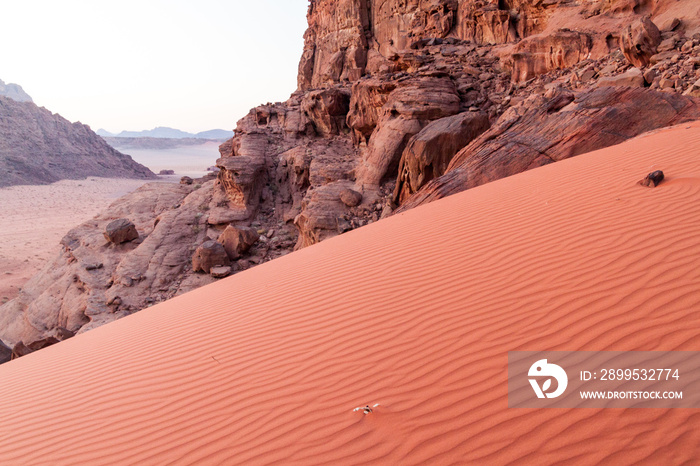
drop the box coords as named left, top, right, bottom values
left=0, top=122, right=700, bottom=464
left=0, top=178, right=159, bottom=302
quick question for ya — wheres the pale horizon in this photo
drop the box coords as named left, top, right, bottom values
left=0, top=0, right=308, bottom=134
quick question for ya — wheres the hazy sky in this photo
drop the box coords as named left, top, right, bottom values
left=0, top=0, right=308, bottom=133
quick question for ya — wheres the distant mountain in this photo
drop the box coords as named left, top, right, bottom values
left=0, top=79, right=32, bottom=103
left=0, top=96, right=156, bottom=188
left=192, top=129, right=234, bottom=139
left=97, top=127, right=233, bottom=140
left=115, top=127, right=194, bottom=138
left=104, top=137, right=222, bottom=150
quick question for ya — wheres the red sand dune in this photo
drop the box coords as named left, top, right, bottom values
left=1, top=122, right=700, bottom=464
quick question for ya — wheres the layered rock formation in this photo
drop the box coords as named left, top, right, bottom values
left=216, top=0, right=700, bottom=248
left=393, top=110, right=490, bottom=204
left=0, top=96, right=155, bottom=188
left=0, top=174, right=301, bottom=352
left=399, top=86, right=700, bottom=210
left=4, top=0, right=700, bottom=359
left=297, top=0, right=700, bottom=88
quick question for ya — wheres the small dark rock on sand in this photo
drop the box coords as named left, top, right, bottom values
left=638, top=170, right=665, bottom=187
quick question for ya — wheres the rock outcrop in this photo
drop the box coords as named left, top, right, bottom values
left=0, top=183, right=199, bottom=348
left=298, top=0, right=700, bottom=90
left=355, top=76, right=462, bottom=187
left=393, top=111, right=490, bottom=204
left=620, top=16, right=662, bottom=68
left=398, top=87, right=700, bottom=211
left=0, top=341, right=10, bottom=364
left=0, top=96, right=155, bottom=188
left=509, top=31, right=593, bottom=83
left=301, top=88, right=351, bottom=135
left=0, top=172, right=307, bottom=353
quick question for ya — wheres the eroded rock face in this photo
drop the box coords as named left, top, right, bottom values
left=301, top=88, right=351, bottom=135
left=276, top=147, right=312, bottom=222
left=297, top=0, right=370, bottom=90
left=399, top=87, right=700, bottom=210
left=355, top=76, right=461, bottom=187
left=214, top=92, right=364, bottom=254
left=509, top=31, right=593, bottom=83
left=459, top=3, right=516, bottom=44
left=346, top=78, right=398, bottom=144
left=216, top=156, right=266, bottom=220
left=372, top=0, right=459, bottom=54
left=300, top=0, right=700, bottom=90
left=393, top=111, right=490, bottom=204
left=302, top=0, right=640, bottom=91
left=294, top=180, right=357, bottom=249
left=620, top=16, right=662, bottom=68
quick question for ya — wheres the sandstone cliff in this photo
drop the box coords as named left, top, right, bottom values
left=215, top=0, right=700, bottom=248
left=3, top=0, right=700, bottom=360
left=296, top=0, right=700, bottom=89
left=0, top=96, right=156, bottom=188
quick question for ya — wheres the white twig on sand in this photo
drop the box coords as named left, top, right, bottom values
left=353, top=403, right=380, bottom=414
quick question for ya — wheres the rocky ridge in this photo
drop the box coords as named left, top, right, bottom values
left=0, top=96, right=156, bottom=188
left=2, top=0, right=700, bottom=360
left=0, top=78, right=32, bottom=103
left=97, top=127, right=233, bottom=140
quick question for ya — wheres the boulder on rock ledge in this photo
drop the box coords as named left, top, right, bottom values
left=104, top=219, right=139, bottom=244
left=192, top=240, right=231, bottom=273
left=217, top=225, right=259, bottom=260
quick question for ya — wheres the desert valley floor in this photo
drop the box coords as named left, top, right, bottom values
left=0, top=178, right=157, bottom=302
